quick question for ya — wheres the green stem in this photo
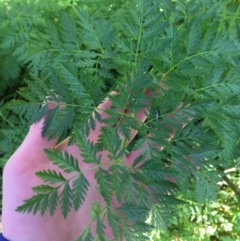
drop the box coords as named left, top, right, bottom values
left=164, top=51, right=209, bottom=78
left=228, top=4, right=240, bottom=31
left=0, top=113, right=15, bottom=128
left=222, top=174, right=240, bottom=203
left=134, top=1, right=144, bottom=66
left=195, top=82, right=222, bottom=92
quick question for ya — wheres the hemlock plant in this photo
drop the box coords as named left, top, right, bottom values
left=1, top=0, right=240, bottom=240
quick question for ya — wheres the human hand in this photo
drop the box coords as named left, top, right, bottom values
left=2, top=97, right=148, bottom=241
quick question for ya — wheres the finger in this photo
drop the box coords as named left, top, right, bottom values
left=113, top=88, right=152, bottom=149
left=123, top=102, right=191, bottom=167
left=54, top=96, right=113, bottom=150
left=87, top=96, right=113, bottom=143
left=118, top=108, right=149, bottom=147
left=56, top=90, right=151, bottom=149
left=16, top=98, right=72, bottom=160
left=3, top=119, right=57, bottom=170
left=22, top=100, right=60, bottom=149
left=26, top=117, right=59, bottom=148
left=89, top=90, right=149, bottom=144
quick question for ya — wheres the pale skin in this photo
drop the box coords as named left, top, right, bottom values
left=2, top=86, right=186, bottom=241
left=2, top=97, right=149, bottom=241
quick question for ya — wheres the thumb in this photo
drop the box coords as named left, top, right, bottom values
left=18, top=114, right=58, bottom=148
left=22, top=100, right=60, bottom=150
left=25, top=116, right=59, bottom=149
left=3, top=115, right=58, bottom=171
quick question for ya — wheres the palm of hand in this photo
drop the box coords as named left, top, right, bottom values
left=2, top=98, right=144, bottom=241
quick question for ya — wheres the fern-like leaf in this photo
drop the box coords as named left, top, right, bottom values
left=36, top=169, right=66, bottom=184
left=60, top=182, right=72, bottom=218
left=95, top=168, right=112, bottom=205
left=44, top=149, right=80, bottom=173
left=72, top=174, right=90, bottom=210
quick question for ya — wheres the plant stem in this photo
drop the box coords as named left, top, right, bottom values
left=222, top=174, right=240, bottom=203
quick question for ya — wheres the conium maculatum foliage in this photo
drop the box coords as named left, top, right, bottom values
left=2, top=0, right=240, bottom=240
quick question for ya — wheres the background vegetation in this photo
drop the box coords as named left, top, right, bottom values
left=0, top=0, right=239, bottom=240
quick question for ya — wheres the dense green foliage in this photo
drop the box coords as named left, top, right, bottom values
left=1, top=0, right=240, bottom=240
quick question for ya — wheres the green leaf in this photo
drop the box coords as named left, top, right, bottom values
left=90, top=201, right=101, bottom=220
left=32, top=185, right=55, bottom=194
left=16, top=187, right=59, bottom=216
left=36, top=170, right=66, bottom=184
left=16, top=194, right=45, bottom=215
left=195, top=174, right=206, bottom=204
left=60, top=182, right=72, bottom=219
left=186, top=18, right=201, bottom=54
left=95, top=168, right=112, bottom=205
left=96, top=217, right=106, bottom=241
left=44, top=149, right=80, bottom=173
left=107, top=209, right=122, bottom=240
left=76, top=134, right=99, bottom=164
left=72, top=174, right=90, bottom=210
left=49, top=188, right=59, bottom=216
left=149, top=204, right=171, bottom=232
left=110, top=165, right=129, bottom=203
left=41, top=106, right=61, bottom=139
left=117, top=203, right=149, bottom=222
left=40, top=193, right=49, bottom=216
left=127, top=222, right=154, bottom=234
left=97, top=127, right=122, bottom=157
